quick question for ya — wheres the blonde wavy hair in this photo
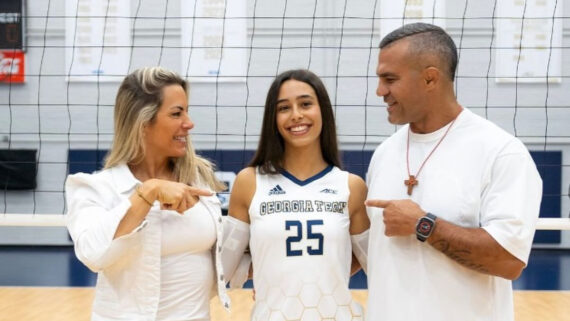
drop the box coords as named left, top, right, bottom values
left=104, top=67, right=225, bottom=192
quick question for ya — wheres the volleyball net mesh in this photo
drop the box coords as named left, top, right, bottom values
left=0, top=0, right=568, bottom=233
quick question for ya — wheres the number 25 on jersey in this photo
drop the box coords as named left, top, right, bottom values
left=285, top=220, right=324, bottom=256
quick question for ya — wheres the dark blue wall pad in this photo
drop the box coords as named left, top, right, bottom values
left=68, top=149, right=562, bottom=244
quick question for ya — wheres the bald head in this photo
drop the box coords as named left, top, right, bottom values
left=380, top=23, right=458, bottom=82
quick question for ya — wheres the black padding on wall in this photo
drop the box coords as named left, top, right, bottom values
left=0, top=149, right=37, bottom=190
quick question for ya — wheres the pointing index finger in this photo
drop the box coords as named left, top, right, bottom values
left=365, top=199, right=390, bottom=208
left=186, top=186, right=214, bottom=197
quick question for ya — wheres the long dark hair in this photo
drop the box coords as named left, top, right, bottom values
left=249, top=69, right=341, bottom=174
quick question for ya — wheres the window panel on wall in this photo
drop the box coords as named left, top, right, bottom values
left=495, top=0, right=562, bottom=83
left=379, top=0, right=446, bottom=40
left=181, top=0, right=247, bottom=82
left=65, top=0, right=131, bottom=82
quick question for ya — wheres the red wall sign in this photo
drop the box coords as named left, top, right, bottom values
left=0, top=50, right=24, bottom=83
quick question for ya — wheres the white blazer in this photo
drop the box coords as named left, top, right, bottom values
left=66, top=163, right=230, bottom=321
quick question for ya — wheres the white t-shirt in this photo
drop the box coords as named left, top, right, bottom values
left=249, top=166, right=364, bottom=321
left=366, top=108, right=542, bottom=321
left=157, top=201, right=216, bottom=321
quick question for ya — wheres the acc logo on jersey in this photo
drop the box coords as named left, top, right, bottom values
left=268, top=184, right=286, bottom=195
left=319, top=188, right=337, bottom=194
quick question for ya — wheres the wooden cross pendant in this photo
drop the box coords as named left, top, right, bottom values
left=404, top=175, right=418, bottom=196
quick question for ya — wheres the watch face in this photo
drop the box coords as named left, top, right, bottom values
left=417, top=218, right=433, bottom=235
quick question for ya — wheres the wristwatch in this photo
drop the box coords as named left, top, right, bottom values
left=415, top=213, right=437, bottom=242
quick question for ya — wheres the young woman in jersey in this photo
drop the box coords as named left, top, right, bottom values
left=66, top=67, right=230, bottom=320
left=223, top=69, right=370, bottom=320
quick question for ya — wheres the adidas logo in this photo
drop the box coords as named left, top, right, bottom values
left=320, top=188, right=337, bottom=194
left=268, top=184, right=286, bottom=195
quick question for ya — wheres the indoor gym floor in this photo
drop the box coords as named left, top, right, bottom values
left=0, top=246, right=569, bottom=321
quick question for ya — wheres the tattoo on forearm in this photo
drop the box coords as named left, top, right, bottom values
left=431, top=240, right=489, bottom=274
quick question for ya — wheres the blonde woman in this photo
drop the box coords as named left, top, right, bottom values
left=66, top=67, right=229, bottom=320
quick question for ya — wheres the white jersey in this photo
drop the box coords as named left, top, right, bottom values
left=249, top=166, right=364, bottom=321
